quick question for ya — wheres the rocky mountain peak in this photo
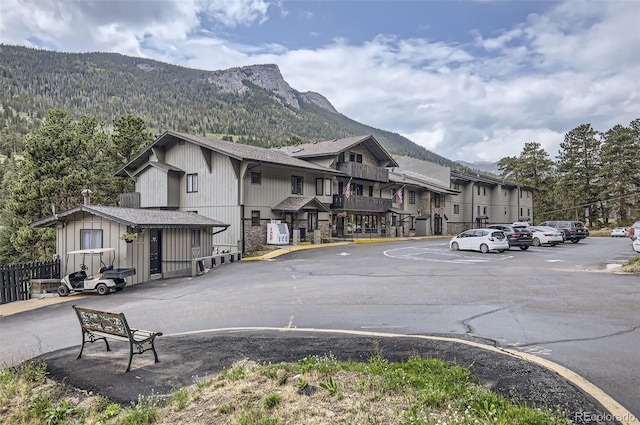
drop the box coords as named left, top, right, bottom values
left=207, top=64, right=337, bottom=114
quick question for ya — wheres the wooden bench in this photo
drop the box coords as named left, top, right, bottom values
left=72, top=305, right=163, bottom=372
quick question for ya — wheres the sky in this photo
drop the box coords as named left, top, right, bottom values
left=1, top=0, right=639, bottom=163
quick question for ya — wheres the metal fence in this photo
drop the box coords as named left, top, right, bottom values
left=0, top=259, right=60, bottom=304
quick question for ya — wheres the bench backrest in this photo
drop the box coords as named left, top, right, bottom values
left=72, top=305, right=132, bottom=339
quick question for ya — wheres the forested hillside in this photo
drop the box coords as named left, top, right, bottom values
left=0, top=44, right=454, bottom=166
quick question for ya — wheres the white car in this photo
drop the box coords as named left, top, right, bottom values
left=611, top=227, right=630, bottom=237
left=529, top=226, right=564, bottom=246
left=450, top=228, right=509, bottom=253
left=633, top=237, right=640, bottom=253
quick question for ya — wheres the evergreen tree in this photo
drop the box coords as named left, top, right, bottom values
left=111, top=115, right=153, bottom=165
left=2, top=110, right=103, bottom=261
left=498, top=142, right=555, bottom=222
left=556, top=124, right=601, bottom=226
left=599, top=120, right=640, bottom=223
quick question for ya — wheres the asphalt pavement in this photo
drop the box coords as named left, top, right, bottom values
left=2, top=237, right=637, bottom=425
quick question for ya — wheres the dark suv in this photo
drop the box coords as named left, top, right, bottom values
left=487, top=224, right=533, bottom=250
left=538, top=220, right=588, bottom=243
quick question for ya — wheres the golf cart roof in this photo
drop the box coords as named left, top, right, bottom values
left=66, top=248, right=116, bottom=255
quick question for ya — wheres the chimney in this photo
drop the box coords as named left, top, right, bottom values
left=81, top=189, right=93, bottom=206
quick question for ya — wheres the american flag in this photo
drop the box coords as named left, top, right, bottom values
left=396, top=187, right=403, bottom=203
left=345, top=177, right=352, bottom=199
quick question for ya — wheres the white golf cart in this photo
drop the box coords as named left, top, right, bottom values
left=58, top=248, right=136, bottom=296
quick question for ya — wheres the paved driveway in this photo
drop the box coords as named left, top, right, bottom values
left=1, top=237, right=638, bottom=420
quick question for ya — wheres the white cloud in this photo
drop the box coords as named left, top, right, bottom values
left=0, top=0, right=638, bottom=163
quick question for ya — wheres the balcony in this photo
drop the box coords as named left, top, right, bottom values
left=331, top=195, right=392, bottom=212
left=337, top=162, right=389, bottom=182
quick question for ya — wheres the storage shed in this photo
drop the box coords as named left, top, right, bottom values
left=30, top=206, right=229, bottom=285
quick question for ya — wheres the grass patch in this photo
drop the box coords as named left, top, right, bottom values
left=1, top=351, right=574, bottom=424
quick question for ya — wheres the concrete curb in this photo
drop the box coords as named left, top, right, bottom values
left=165, top=326, right=638, bottom=425
left=241, top=235, right=451, bottom=261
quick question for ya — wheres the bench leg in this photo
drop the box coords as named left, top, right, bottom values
left=126, top=344, right=134, bottom=373
left=77, top=331, right=110, bottom=360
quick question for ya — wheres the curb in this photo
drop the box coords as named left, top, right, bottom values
left=241, top=235, right=451, bottom=261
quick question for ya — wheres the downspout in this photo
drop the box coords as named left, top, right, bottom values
left=471, top=183, right=475, bottom=228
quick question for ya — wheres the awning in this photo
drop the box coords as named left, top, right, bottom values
left=272, top=196, right=330, bottom=213
left=388, top=207, right=414, bottom=215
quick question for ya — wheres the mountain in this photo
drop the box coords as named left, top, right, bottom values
left=0, top=45, right=455, bottom=167
left=455, top=160, right=500, bottom=175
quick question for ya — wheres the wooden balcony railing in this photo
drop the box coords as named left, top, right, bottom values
left=337, top=162, right=389, bottom=182
left=331, top=195, right=392, bottom=212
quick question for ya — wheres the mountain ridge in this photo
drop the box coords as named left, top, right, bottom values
left=0, top=44, right=456, bottom=167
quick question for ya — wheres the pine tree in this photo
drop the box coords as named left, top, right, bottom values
left=498, top=142, right=555, bottom=222
left=556, top=124, right=601, bottom=226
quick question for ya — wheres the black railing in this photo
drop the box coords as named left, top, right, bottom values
left=0, top=259, right=60, bottom=304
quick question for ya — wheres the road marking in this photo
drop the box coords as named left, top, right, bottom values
left=383, top=246, right=514, bottom=264
left=338, top=252, right=351, bottom=256
left=546, top=259, right=564, bottom=263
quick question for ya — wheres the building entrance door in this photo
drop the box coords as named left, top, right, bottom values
left=434, top=215, right=443, bottom=235
left=150, top=229, right=162, bottom=275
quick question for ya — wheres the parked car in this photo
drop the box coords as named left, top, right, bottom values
left=487, top=224, right=533, bottom=250
left=538, top=220, right=588, bottom=243
left=449, top=228, right=509, bottom=253
left=528, top=226, right=564, bottom=246
left=611, top=227, right=630, bottom=238
left=633, top=237, right=640, bottom=253
left=630, top=220, right=640, bottom=240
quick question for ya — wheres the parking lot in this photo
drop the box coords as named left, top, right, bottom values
left=1, top=236, right=638, bottom=419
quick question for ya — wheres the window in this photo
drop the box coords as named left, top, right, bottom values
left=338, top=152, right=345, bottom=163
left=356, top=184, right=363, bottom=196
left=325, top=179, right=332, bottom=196
left=187, top=173, right=198, bottom=193
left=453, top=204, right=460, bottom=214
left=477, top=205, right=481, bottom=216
left=483, top=206, right=487, bottom=215
left=409, top=190, right=416, bottom=204
left=527, top=208, right=531, bottom=217
left=520, top=208, right=524, bottom=217
left=483, top=187, right=486, bottom=195
left=348, top=152, right=363, bottom=163
left=251, top=171, right=261, bottom=185
left=251, top=210, right=260, bottom=226
left=453, top=183, right=459, bottom=190
left=316, top=178, right=324, bottom=196
left=191, top=229, right=201, bottom=247
left=526, top=191, right=530, bottom=198
left=504, top=190, right=508, bottom=196
left=291, top=175, right=303, bottom=194
left=477, top=186, right=480, bottom=195
left=368, top=186, right=374, bottom=197
left=434, top=193, right=441, bottom=208
left=80, top=229, right=102, bottom=250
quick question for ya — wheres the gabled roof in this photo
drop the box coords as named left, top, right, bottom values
left=115, top=131, right=343, bottom=177
left=451, top=169, right=531, bottom=190
left=30, top=206, right=229, bottom=229
left=271, top=196, right=330, bottom=212
left=276, top=135, right=399, bottom=167
left=389, top=170, right=459, bottom=195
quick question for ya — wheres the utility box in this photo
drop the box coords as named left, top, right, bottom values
left=267, top=220, right=290, bottom=244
